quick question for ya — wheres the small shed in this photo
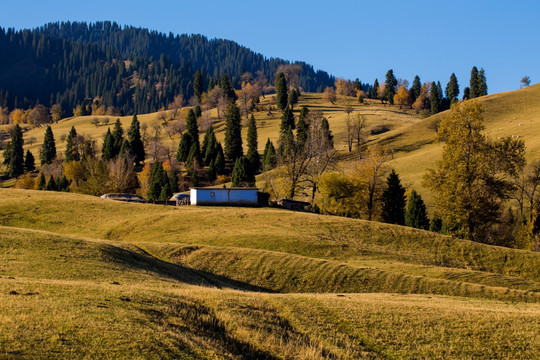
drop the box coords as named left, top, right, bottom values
left=190, top=187, right=259, bottom=206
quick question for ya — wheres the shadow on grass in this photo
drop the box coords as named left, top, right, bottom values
left=101, top=244, right=274, bottom=293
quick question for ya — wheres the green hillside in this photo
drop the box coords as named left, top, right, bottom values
left=1, top=188, right=539, bottom=358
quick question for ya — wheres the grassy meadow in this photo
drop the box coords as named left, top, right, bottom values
left=1, top=188, right=539, bottom=358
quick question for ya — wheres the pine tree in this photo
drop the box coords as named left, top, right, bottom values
left=463, top=87, right=471, bottom=100
left=430, top=82, right=442, bottom=114
left=280, top=106, right=295, bottom=132
left=381, top=170, right=406, bottom=225
left=214, top=143, right=225, bottom=174
left=37, top=172, right=46, bottom=190
left=411, top=75, right=422, bottom=101
left=147, top=162, right=170, bottom=201
left=224, top=100, right=243, bottom=162
left=405, top=190, right=429, bottom=229
left=40, top=125, right=56, bottom=165
left=383, top=69, right=397, bottom=104
left=45, top=176, right=57, bottom=191
left=246, top=114, right=261, bottom=173
left=58, top=176, right=71, bottom=192
left=372, top=79, right=379, bottom=99
left=119, top=139, right=130, bottom=157
left=201, top=126, right=217, bottom=165
left=3, top=124, right=24, bottom=177
left=193, top=70, right=204, bottom=102
left=262, top=138, right=277, bottom=171
left=102, top=128, right=115, bottom=161
left=186, top=142, right=200, bottom=167
left=24, top=150, right=35, bottom=172
left=445, top=73, right=459, bottom=104
left=469, top=66, right=479, bottom=98
left=176, top=132, right=193, bottom=163
left=111, top=118, right=124, bottom=156
left=288, top=88, right=298, bottom=110
left=185, top=109, right=200, bottom=161
left=193, top=105, right=202, bottom=118
left=275, top=72, right=288, bottom=110
left=65, top=126, right=80, bottom=162
left=127, top=114, right=145, bottom=164
left=231, top=156, right=255, bottom=187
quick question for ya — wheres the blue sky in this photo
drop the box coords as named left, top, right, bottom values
left=1, top=0, right=538, bottom=95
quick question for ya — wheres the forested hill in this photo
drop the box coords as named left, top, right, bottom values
left=0, top=21, right=335, bottom=116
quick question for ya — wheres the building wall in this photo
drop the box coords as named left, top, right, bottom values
left=190, top=188, right=258, bottom=206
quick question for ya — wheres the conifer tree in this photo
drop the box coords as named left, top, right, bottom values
left=37, top=172, right=46, bottom=190
left=383, top=69, right=397, bottom=104
left=280, top=106, right=295, bottom=132
left=102, top=128, right=115, bottom=161
left=445, top=73, right=459, bottom=104
left=193, top=70, right=204, bottom=102
left=185, top=109, right=200, bottom=161
left=220, top=74, right=237, bottom=101
left=65, top=126, right=80, bottom=162
left=169, top=170, right=179, bottom=194
left=214, top=143, right=225, bottom=174
left=186, top=142, right=200, bottom=168
left=321, top=117, right=334, bottom=148
left=119, top=139, right=130, bottom=157
left=463, top=87, right=470, bottom=100
left=45, top=176, right=57, bottom=191
left=246, top=114, right=260, bottom=173
left=287, top=88, right=298, bottom=110
left=201, top=126, right=217, bottom=165
left=477, top=68, right=487, bottom=96
left=176, top=132, right=193, bottom=163
left=147, top=162, right=170, bottom=201
left=381, top=170, right=406, bottom=225
left=372, top=79, right=379, bottom=99
left=111, top=118, right=124, bottom=156
left=469, top=66, right=480, bottom=98
left=127, top=114, right=145, bottom=164
left=3, top=124, right=24, bottom=177
left=24, top=150, right=35, bottom=172
left=58, top=176, right=71, bottom=192
left=405, top=189, right=429, bottom=229
left=411, top=75, right=422, bottom=101
left=430, top=82, right=442, bottom=114
left=224, top=100, right=243, bottom=162
left=207, top=159, right=217, bottom=182
left=296, top=108, right=309, bottom=149
left=275, top=72, right=288, bottom=110
left=40, top=125, right=56, bottom=165
left=262, top=138, right=277, bottom=171
left=231, top=156, right=255, bottom=187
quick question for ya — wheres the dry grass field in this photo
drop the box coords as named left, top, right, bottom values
left=1, top=189, right=539, bottom=358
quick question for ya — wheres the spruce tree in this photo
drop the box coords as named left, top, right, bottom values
left=405, top=190, right=429, bottom=229
left=193, top=70, right=204, bottom=102
left=321, top=117, right=334, bottom=148
left=65, top=126, right=80, bottom=162
left=176, top=132, right=193, bottom=163
left=40, top=125, right=56, bottom=165
left=220, top=74, right=237, bottom=101
left=280, top=106, right=295, bottom=132
left=296, top=108, right=309, bottom=149
left=186, top=142, right=200, bottom=167
left=58, top=176, right=71, bottom=192
left=262, top=138, right=277, bottom=171
left=372, top=79, right=379, bottom=99
left=45, top=176, right=57, bottom=191
left=383, top=69, right=397, bottom=104
left=224, top=100, right=243, bottom=162
left=478, top=68, right=487, bottom=96
left=445, top=73, right=459, bottom=104
left=127, top=114, right=145, bottom=164
left=463, top=87, right=471, bottom=100
left=381, top=170, right=406, bottom=225
left=147, top=162, right=170, bottom=201
left=411, top=75, right=422, bottom=101
left=469, top=66, right=479, bottom=98
left=430, top=82, right=442, bottom=114
left=288, top=88, right=298, bottom=110
left=214, top=143, right=225, bottom=174
left=231, top=156, right=255, bottom=187
left=275, top=72, right=288, bottom=110
left=201, top=126, right=217, bottom=165
left=185, top=109, right=200, bottom=161
left=169, top=170, right=179, bottom=194
left=207, top=159, right=217, bottom=182
left=111, top=118, right=124, bottom=156
left=246, top=114, right=260, bottom=173
left=102, top=128, right=115, bottom=161
left=24, top=150, right=35, bottom=172
left=3, top=124, right=24, bottom=177
left=37, top=172, right=46, bottom=190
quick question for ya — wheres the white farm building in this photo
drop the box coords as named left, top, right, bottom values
left=190, top=187, right=259, bottom=206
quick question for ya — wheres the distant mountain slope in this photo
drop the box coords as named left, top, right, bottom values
left=0, top=21, right=335, bottom=116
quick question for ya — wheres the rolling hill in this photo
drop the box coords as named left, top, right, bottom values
left=0, top=188, right=539, bottom=358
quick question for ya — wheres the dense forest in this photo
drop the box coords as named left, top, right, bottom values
left=0, top=21, right=335, bottom=116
